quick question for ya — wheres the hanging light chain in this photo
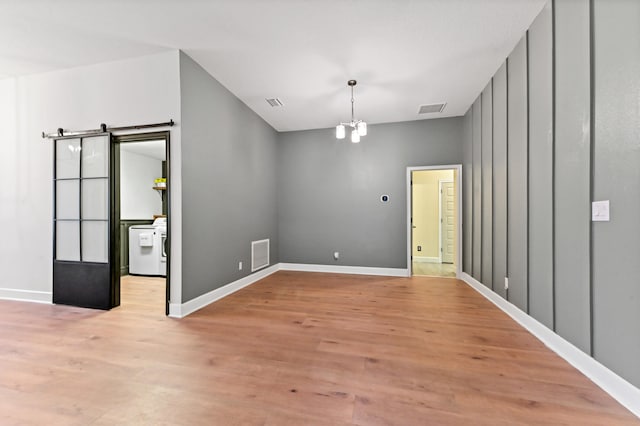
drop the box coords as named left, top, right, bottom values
left=351, top=84, right=355, bottom=125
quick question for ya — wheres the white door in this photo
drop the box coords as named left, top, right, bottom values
left=440, top=181, right=455, bottom=264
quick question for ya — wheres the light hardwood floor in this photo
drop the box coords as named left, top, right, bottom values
left=412, top=261, right=456, bottom=277
left=0, top=272, right=637, bottom=425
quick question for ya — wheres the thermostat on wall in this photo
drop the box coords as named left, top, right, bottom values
left=380, top=195, right=389, bottom=202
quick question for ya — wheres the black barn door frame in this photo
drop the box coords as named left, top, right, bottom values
left=113, top=131, right=171, bottom=315
left=53, top=133, right=118, bottom=310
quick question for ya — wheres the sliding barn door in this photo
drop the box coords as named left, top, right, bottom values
left=53, top=134, right=119, bottom=309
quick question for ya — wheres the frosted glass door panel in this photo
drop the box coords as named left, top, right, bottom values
left=82, top=136, right=109, bottom=178
left=56, top=139, right=81, bottom=179
left=56, top=180, right=80, bottom=219
left=82, top=221, right=108, bottom=263
left=53, top=132, right=115, bottom=310
left=56, top=221, right=80, bottom=261
left=82, top=179, right=108, bottom=220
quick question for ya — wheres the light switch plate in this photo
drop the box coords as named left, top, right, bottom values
left=592, top=200, right=610, bottom=222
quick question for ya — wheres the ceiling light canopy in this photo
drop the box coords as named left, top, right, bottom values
left=336, top=80, right=367, bottom=143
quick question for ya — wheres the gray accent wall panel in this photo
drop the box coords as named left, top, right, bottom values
left=507, top=36, right=529, bottom=312
left=277, top=118, right=463, bottom=268
left=460, top=0, right=640, bottom=391
left=492, top=63, right=508, bottom=300
left=554, top=0, right=591, bottom=353
left=527, top=2, right=554, bottom=329
left=592, top=0, right=640, bottom=387
left=179, top=52, right=279, bottom=302
left=481, top=82, right=493, bottom=289
left=463, top=109, right=473, bottom=274
left=472, top=98, right=482, bottom=281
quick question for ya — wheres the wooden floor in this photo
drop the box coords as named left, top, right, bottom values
left=0, top=273, right=637, bottom=425
left=412, top=262, right=456, bottom=277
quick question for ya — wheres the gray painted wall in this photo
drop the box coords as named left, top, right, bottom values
left=179, top=52, right=279, bottom=302
left=527, top=2, right=554, bottom=329
left=554, top=0, right=592, bottom=353
left=462, top=0, right=640, bottom=388
left=507, top=36, right=529, bottom=312
left=492, top=63, right=508, bottom=300
left=463, top=110, right=473, bottom=275
left=481, top=81, right=493, bottom=290
left=592, top=0, right=640, bottom=386
left=472, top=99, right=483, bottom=280
left=277, top=118, right=463, bottom=269
left=175, top=0, right=640, bottom=389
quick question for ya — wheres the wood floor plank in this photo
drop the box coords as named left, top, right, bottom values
left=0, top=272, right=637, bottom=425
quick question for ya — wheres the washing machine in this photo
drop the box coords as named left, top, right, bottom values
left=129, top=218, right=167, bottom=276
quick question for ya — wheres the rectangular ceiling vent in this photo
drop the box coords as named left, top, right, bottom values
left=266, top=98, right=283, bottom=107
left=418, top=103, right=446, bottom=114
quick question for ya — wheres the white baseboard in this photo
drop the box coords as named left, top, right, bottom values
left=170, top=262, right=410, bottom=318
left=168, top=264, right=279, bottom=318
left=0, top=288, right=51, bottom=304
left=413, top=256, right=441, bottom=264
left=461, top=272, right=640, bottom=419
left=279, top=263, right=410, bottom=277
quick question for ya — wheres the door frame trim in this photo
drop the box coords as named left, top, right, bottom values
left=438, top=178, right=454, bottom=264
left=406, top=164, right=462, bottom=278
left=112, top=131, right=171, bottom=315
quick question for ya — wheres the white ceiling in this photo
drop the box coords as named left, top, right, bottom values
left=0, top=0, right=546, bottom=132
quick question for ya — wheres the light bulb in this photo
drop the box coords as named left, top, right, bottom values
left=351, top=129, right=360, bottom=143
left=357, top=122, right=367, bottom=136
left=336, top=124, right=345, bottom=139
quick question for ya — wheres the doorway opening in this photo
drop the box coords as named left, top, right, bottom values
left=406, top=165, right=462, bottom=278
left=113, top=132, right=170, bottom=315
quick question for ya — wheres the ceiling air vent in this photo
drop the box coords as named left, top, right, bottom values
left=266, top=98, right=283, bottom=107
left=418, top=103, right=446, bottom=114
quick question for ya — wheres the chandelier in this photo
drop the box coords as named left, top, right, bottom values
left=336, top=80, right=367, bottom=143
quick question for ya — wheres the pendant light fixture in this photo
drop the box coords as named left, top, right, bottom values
left=336, top=80, right=367, bottom=143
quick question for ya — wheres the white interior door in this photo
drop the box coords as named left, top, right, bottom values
left=441, top=181, right=455, bottom=264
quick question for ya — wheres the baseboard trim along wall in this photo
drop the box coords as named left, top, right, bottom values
left=170, top=262, right=410, bottom=318
left=279, top=263, right=410, bottom=277
left=461, top=272, right=640, bottom=418
left=0, top=288, right=52, bottom=304
left=169, top=264, right=280, bottom=318
left=412, top=256, right=441, bottom=264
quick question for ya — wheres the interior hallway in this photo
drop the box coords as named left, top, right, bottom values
left=0, top=273, right=636, bottom=425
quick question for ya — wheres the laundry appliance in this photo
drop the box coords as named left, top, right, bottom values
left=129, top=217, right=166, bottom=276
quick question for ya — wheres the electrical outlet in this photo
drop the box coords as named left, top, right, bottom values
left=333, top=251, right=339, bottom=260
left=504, top=277, right=509, bottom=290
left=238, top=261, right=243, bottom=271
left=417, top=246, right=422, bottom=252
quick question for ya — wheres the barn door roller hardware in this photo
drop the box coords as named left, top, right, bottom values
left=42, top=119, right=174, bottom=139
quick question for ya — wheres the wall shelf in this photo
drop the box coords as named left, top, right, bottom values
left=153, top=186, right=166, bottom=202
